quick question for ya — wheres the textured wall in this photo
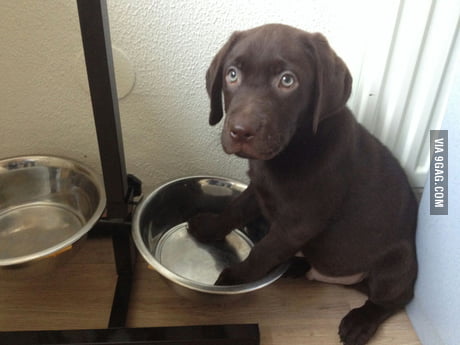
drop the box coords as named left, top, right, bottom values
left=0, top=0, right=376, bottom=192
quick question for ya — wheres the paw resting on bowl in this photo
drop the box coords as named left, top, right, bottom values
left=187, top=212, right=227, bottom=243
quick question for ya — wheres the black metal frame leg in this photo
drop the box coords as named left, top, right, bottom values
left=0, top=325, right=260, bottom=345
left=76, top=0, right=129, bottom=220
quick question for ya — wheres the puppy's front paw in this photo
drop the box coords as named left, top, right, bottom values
left=215, top=267, right=246, bottom=286
left=187, top=212, right=224, bottom=243
left=215, top=263, right=264, bottom=286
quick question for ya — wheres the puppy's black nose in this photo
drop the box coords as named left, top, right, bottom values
left=230, top=125, right=255, bottom=142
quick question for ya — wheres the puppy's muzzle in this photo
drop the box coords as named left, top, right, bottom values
left=222, top=113, right=266, bottom=159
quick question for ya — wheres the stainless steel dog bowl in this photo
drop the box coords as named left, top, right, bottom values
left=132, top=176, right=287, bottom=300
left=0, top=155, right=106, bottom=277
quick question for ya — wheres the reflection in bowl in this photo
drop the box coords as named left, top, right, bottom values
left=0, top=155, right=106, bottom=278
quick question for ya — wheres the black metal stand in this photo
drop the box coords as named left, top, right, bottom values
left=76, top=0, right=137, bottom=328
left=0, top=325, right=259, bottom=345
left=0, top=1, right=260, bottom=344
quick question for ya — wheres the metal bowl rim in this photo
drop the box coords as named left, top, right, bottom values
left=132, top=175, right=288, bottom=295
left=0, top=155, right=106, bottom=266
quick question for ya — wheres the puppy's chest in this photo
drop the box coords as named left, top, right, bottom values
left=248, top=164, right=287, bottom=220
left=253, top=184, right=277, bottom=220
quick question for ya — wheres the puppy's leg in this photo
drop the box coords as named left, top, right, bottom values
left=215, top=224, right=307, bottom=285
left=187, top=184, right=260, bottom=243
left=339, top=241, right=417, bottom=345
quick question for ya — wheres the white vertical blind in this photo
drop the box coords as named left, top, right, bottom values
left=349, top=0, right=460, bottom=187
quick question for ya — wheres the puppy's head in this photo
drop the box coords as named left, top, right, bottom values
left=206, top=24, right=352, bottom=160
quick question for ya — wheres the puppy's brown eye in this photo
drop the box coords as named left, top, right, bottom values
left=226, top=67, right=240, bottom=84
left=279, top=72, right=297, bottom=89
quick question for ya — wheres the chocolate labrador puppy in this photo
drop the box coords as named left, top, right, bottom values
left=188, top=24, right=417, bottom=345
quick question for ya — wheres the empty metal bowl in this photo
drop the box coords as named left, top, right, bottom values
left=0, top=155, right=106, bottom=277
left=132, top=176, right=287, bottom=301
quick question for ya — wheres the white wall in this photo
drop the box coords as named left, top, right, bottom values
left=0, top=0, right=392, bottom=192
left=407, top=60, right=460, bottom=345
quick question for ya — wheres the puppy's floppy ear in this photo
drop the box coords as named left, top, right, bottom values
left=308, top=33, right=352, bottom=134
left=206, top=31, right=241, bottom=126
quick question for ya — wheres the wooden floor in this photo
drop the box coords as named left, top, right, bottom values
left=0, top=237, right=421, bottom=345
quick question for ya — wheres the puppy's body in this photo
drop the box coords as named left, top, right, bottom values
left=251, top=109, right=416, bottom=276
left=188, top=24, right=417, bottom=345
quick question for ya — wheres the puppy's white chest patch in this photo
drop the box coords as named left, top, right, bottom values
left=306, top=267, right=366, bottom=285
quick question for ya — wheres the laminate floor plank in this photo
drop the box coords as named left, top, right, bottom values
left=0, top=238, right=421, bottom=344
